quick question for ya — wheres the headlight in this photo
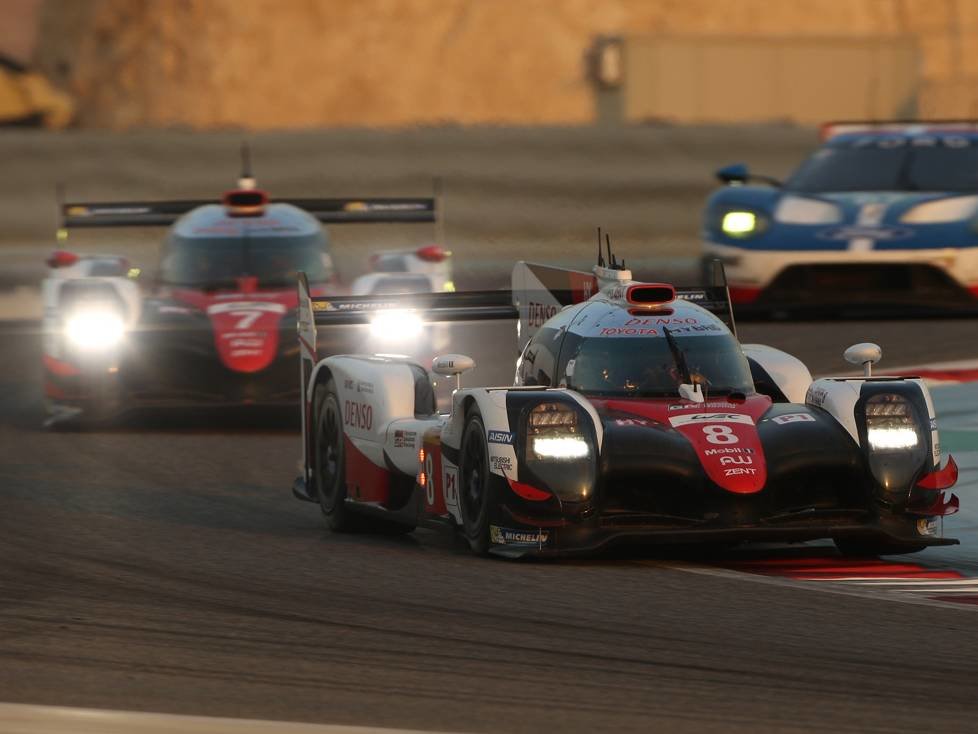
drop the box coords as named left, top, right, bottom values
left=862, top=392, right=928, bottom=497
left=523, top=401, right=595, bottom=501
left=369, top=309, right=423, bottom=341
left=865, top=394, right=919, bottom=451
left=900, top=195, right=978, bottom=223
left=531, top=435, right=589, bottom=459
left=64, top=309, right=125, bottom=350
left=720, top=210, right=766, bottom=238
left=773, top=195, right=843, bottom=224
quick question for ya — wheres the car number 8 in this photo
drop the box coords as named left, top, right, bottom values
left=703, top=425, right=738, bottom=444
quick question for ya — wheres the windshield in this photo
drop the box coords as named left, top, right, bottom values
left=558, top=332, right=754, bottom=398
left=160, top=233, right=332, bottom=288
left=786, top=138, right=978, bottom=193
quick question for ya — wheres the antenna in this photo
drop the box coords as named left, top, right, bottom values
left=55, top=183, right=67, bottom=243
left=433, top=176, right=445, bottom=249
left=237, top=141, right=256, bottom=190
left=605, top=232, right=615, bottom=268
left=597, top=227, right=605, bottom=267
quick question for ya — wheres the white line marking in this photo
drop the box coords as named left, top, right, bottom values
left=665, top=563, right=978, bottom=612
left=0, top=703, right=464, bottom=734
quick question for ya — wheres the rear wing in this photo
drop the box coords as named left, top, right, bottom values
left=511, top=260, right=736, bottom=350
left=61, top=197, right=436, bottom=228
left=819, top=119, right=978, bottom=141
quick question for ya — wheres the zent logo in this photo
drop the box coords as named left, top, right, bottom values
left=343, top=400, right=373, bottom=430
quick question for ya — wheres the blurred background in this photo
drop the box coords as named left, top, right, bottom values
left=2, top=0, right=977, bottom=304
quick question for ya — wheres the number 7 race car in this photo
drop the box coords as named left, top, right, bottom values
left=42, top=155, right=446, bottom=426
left=291, top=254, right=960, bottom=558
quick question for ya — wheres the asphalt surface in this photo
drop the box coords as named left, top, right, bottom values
left=2, top=318, right=978, bottom=734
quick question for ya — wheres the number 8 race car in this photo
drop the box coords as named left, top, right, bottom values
left=291, top=254, right=960, bottom=558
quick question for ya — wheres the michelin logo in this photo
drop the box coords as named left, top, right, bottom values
left=490, top=525, right=550, bottom=546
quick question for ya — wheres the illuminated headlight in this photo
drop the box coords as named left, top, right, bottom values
left=865, top=394, right=919, bottom=451
left=523, top=401, right=595, bottom=500
left=527, top=403, right=590, bottom=460
left=531, top=435, right=589, bottom=459
left=721, top=210, right=761, bottom=238
left=369, top=309, right=423, bottom=341
left=65, top=309, right=125, bottom=350
left=862, top=392, right=928, bottom=498
left=867, top=426, right=919, bottom=450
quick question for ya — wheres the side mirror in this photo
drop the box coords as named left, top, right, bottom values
left=432, top=353, right=475, bottom=389
left=844, top=342, right=882, bottom=377
left=715, top=163, right=750, bottom=185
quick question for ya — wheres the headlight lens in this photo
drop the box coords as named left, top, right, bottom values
left=863, top=393, right=928, bottom=497
left=721, top=211, right=759, bottom=237
left=865, top=394, right=919, bottom=451
left=524, top=401, right=595, bottom=501
left=773, top=195, right=843, bottom=224
left=900, top=195, right=978, bottom=223
left=65, top=309, right=125, bottom=350
left=531, top=435, right=589, bottom=459
left=369, top=309, right=423, bottom=341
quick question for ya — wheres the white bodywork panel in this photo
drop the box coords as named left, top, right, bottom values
left=705, top=240, right=978, bottom=292
left=806, top=376, right=938, bottom=463
left=742, top=343, right=813, bottom=404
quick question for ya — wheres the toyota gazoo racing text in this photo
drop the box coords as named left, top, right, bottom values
left=42, top=160, right=440, bottom=426
left=704, top=120, right=978, bottom=309
left=291, top=253, right=959, bottom=558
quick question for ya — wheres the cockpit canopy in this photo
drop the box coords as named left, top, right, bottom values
left=160, top=203, right=333, bottom=288
left=516, top=299, right=754, bottom=398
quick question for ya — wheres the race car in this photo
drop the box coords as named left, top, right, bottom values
left=350, top=245, right=454, bottom=296
left=703, top=120, right=978, bottom=309
left=291, top=252, right=959, bottom=558
left=42, top=161, right=439, bottom=426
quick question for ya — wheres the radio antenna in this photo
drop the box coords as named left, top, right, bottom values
left=605, top=232, right=615, bottom=268
left=597, top=227, right=605, bottom=267
left=237, top=141, right=256, bottom=190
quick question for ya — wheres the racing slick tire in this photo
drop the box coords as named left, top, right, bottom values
left=313, top=379, right=356, bottom=532
left=459, top=406, right=492, bottom=554
left=313, top=379, right=415, bottom=536
left=834, top=538, right=927, bottom=558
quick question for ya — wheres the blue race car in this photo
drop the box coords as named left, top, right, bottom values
left=703, top=121, right=978, bottom=309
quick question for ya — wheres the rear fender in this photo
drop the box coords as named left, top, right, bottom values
left=743, top=344, right=812, bottom=403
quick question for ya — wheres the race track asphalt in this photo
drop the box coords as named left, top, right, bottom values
left=1, top=318, right=978, bottom=734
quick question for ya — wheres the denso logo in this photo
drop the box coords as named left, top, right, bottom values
left=343, top=400, right=373, bottom=430
left=528, top=301, right=558, bottom=327
left=625, top=317, right=698, bottom=326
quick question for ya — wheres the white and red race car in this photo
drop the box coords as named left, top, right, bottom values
left=291, top=254, right=959, bottom=557
left=41, top=162, right=444, bottom=426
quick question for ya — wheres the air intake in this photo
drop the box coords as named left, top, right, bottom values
left=626, top=284, right=676, bottom=305
left=222, top=189, right=268, bottom=217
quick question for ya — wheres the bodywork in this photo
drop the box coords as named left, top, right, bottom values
left=703, top=121, right=978, bottom=308
left=293, top=260, right=959, bottom=556
left=43, top=189, right=437, bottom=424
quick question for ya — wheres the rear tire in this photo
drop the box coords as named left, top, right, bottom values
left=313, top=379, right=356, bottom=532
left=313, top=378, right=416, bottom=536
left=834, top=538, right=927, bottom=558
left=459, top=408, right=491, bottom=554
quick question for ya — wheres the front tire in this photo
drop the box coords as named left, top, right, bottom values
left=459, top=408, right=491, bottom=554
